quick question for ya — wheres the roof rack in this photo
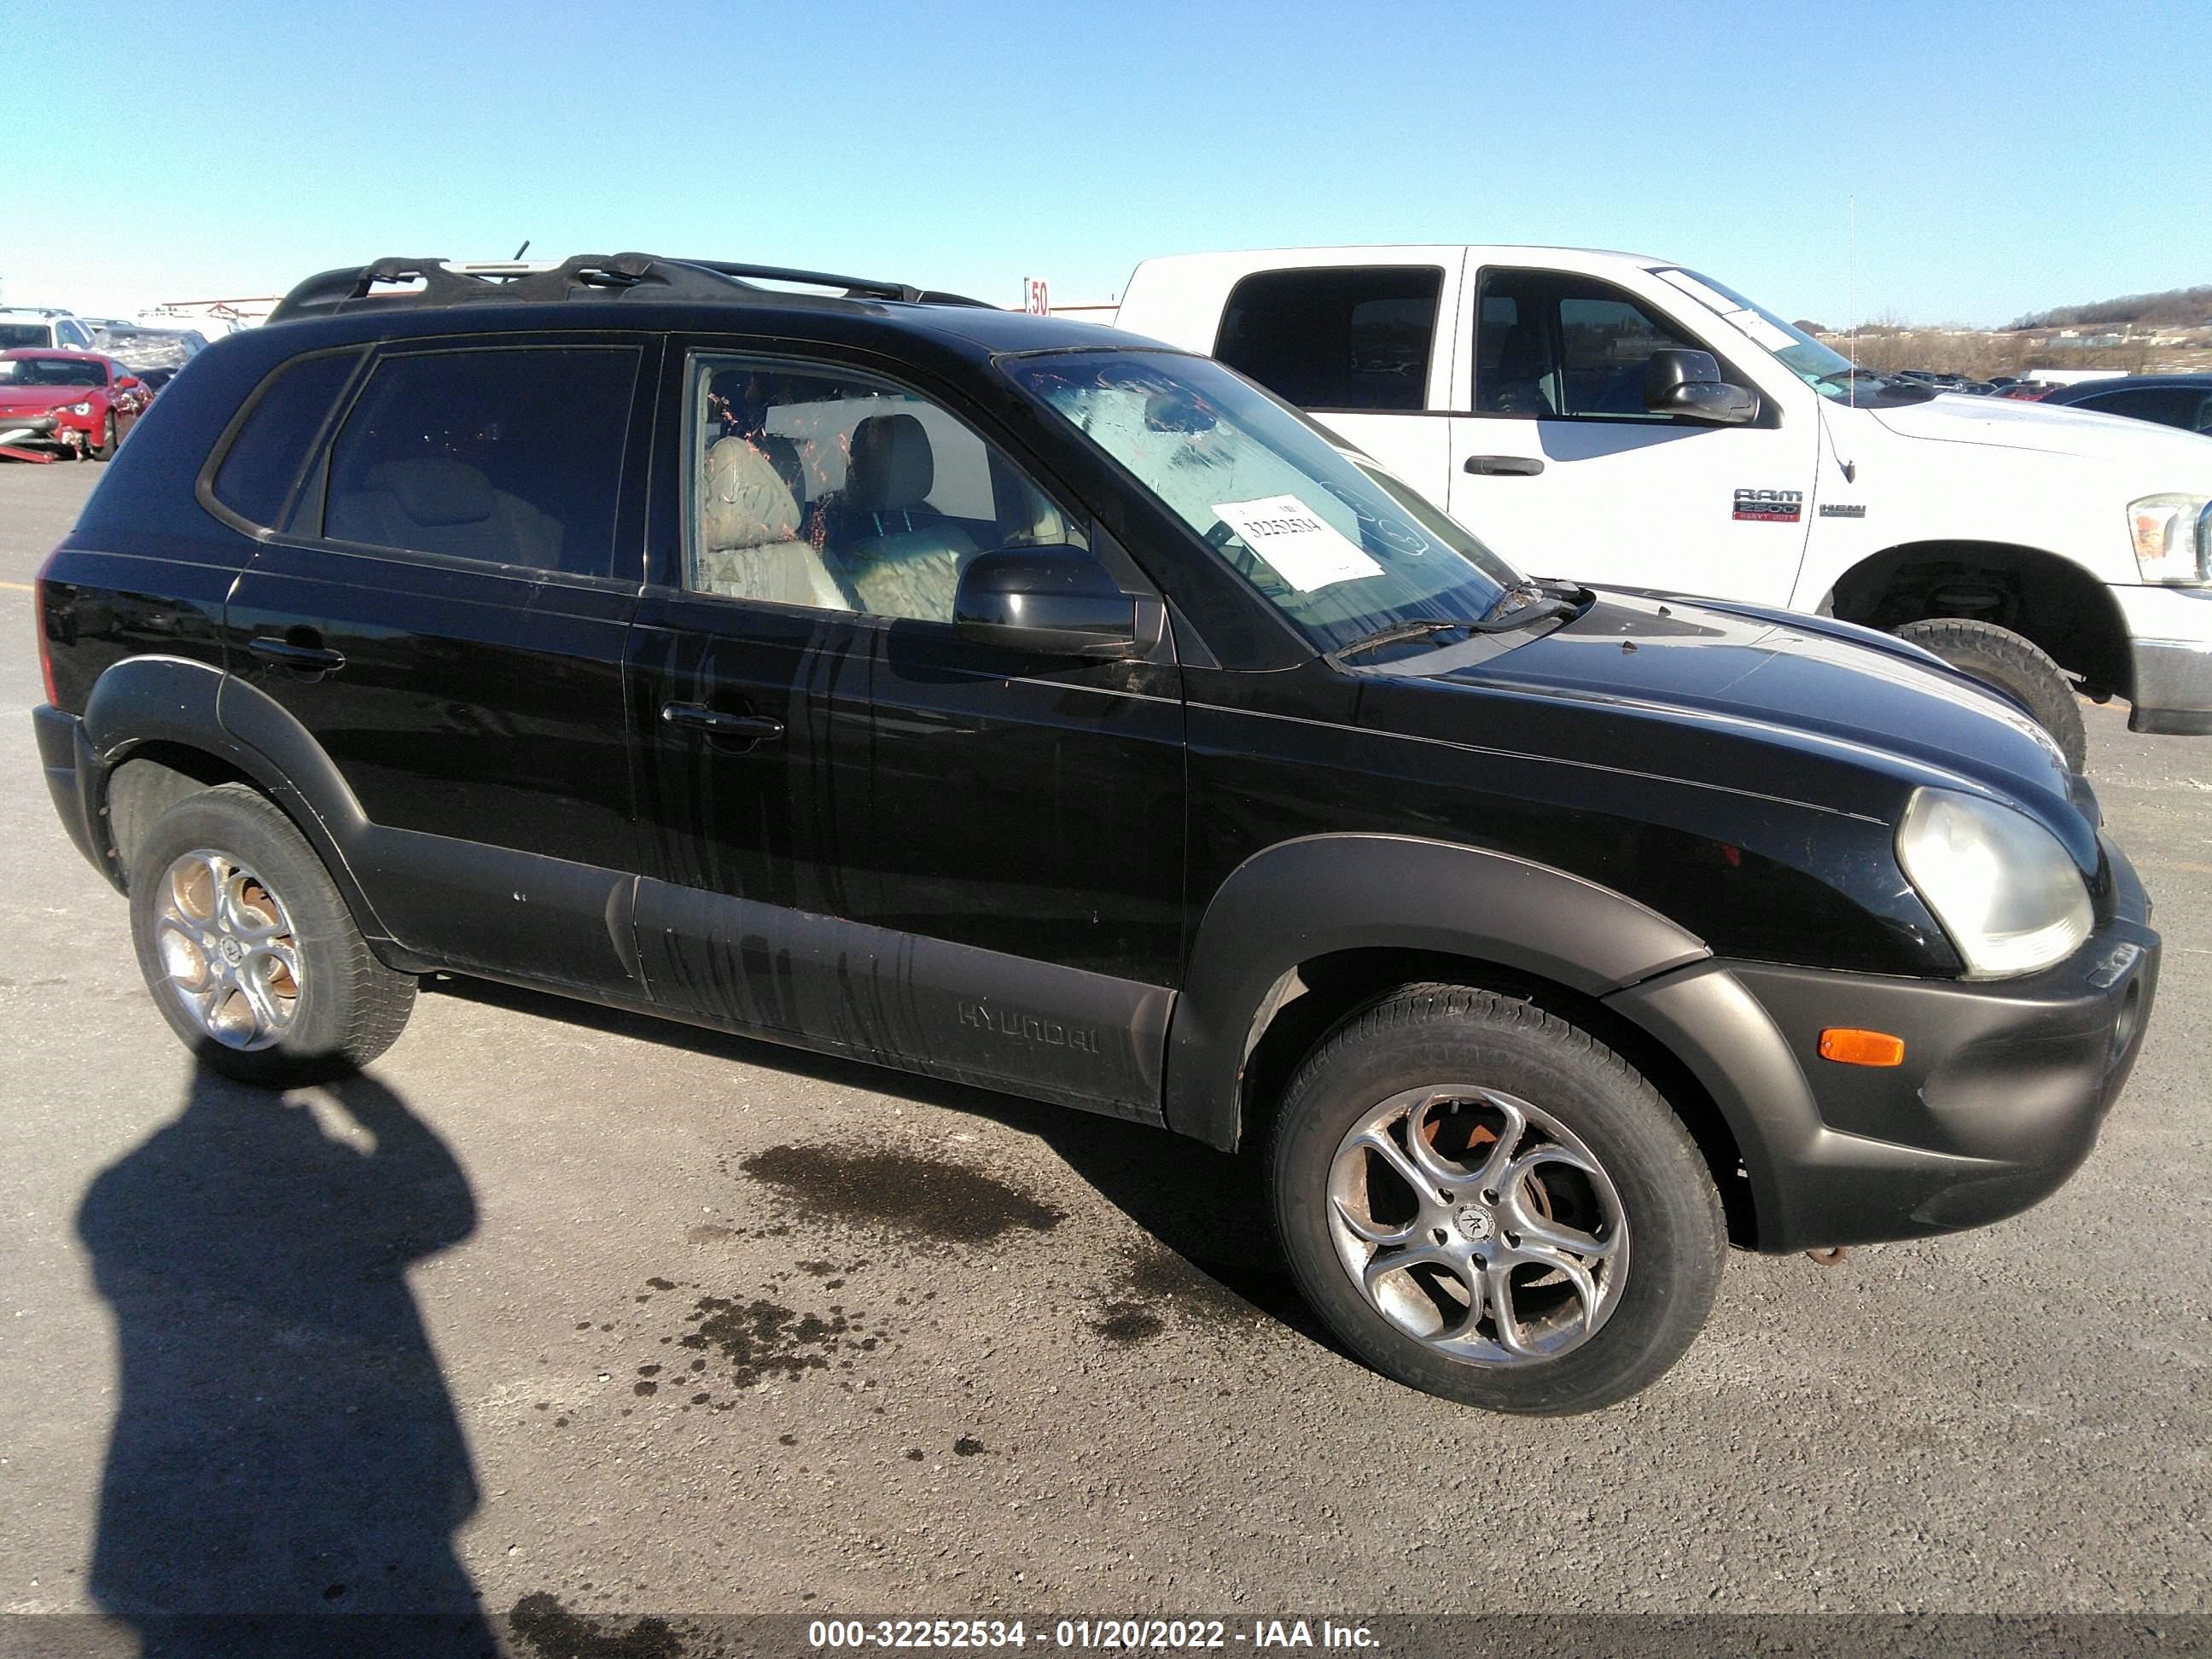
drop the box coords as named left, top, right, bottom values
left=266, top=253, right=993, bottom=324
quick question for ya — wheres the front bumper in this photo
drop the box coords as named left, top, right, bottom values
left=0, top=412, right=86, bottom=461
left=2114, top=583, right=2212, bottom=733
left=1607, top=835, right=2158, bottom=1253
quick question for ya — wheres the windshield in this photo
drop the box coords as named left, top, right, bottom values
left=1650, top=268, right=1885, bottom=403
left=0, top=357, right=102, bottom=387
left=1002, top=350, right=1520, bottom=652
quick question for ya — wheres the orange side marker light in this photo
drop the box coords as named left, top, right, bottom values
left=1819, top=1027, right=1906, bottom=1067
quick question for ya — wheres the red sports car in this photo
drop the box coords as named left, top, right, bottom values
left=0, top=349, right=152, bottom=463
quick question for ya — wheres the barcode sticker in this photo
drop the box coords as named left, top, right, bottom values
left=1211, top=495, right=1382, bottom=592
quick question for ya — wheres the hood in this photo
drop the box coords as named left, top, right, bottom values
left=1353, top=590, right=2095, bottom=864
left=1866, top=390, right=2212, bottom=469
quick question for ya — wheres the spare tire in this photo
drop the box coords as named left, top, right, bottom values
left=1894, top=618, right=2087, bottom=772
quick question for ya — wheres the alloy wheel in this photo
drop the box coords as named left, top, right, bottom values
left=151, top=848, right=303, bottom=1049
left=1326, top=1085, right=1629, bottom=1365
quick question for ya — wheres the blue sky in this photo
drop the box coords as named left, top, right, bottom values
left=6, top=0, right=2207, bottom=326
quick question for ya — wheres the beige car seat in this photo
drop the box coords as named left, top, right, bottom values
left=696, top=437, right=850, bottom=610
left=328, top=457, right=565, bottom=568
left=837, top=413, right=977, bottom=621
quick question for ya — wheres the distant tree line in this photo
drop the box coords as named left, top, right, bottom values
left=2007, top=286, right=2212, bottom=332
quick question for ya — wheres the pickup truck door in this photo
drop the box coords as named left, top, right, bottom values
left=1444, top=265, right=1815, bottom=603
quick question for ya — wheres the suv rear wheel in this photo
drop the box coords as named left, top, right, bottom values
left=1269, top=984, right=1725, bottom=1414
left=127, top=783, right=416, bottom=1085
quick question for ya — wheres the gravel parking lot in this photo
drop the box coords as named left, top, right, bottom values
left=0, top=460, right=2206, bottom=1645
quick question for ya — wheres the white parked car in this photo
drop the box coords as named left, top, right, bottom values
left=0, top=309, right=99, bottom=352
left=1098, top=247, right=2212, bottom=767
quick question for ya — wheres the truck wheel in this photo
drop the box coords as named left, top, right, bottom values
left=127, top=783, right=416, bottom=1086
left=1894, top=618, right=2087, bottom=771
left=90, top=413, right=118, bottom=462
left=1269, top=984, right=1725, bottom=1415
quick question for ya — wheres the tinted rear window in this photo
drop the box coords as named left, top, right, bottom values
left=209, top=351, right=363, bottom=530
left=318, top=346, right=637, bottom=579
left=1214, top=266, right=1442, bottom=411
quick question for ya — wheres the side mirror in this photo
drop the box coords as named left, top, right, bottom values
left=953, top=546, right=1139, bottom=659
left=1644, top=348, right=1759, bottom=425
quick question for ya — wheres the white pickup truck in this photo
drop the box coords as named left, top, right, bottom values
left=1097, top=246, right=2212, bottom=767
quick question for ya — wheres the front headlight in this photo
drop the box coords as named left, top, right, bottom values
left=1896, top=788, right=2093, bottom=978
left=60, top=401, right=93, bottom=416
left=2128, top=492, right=2212, bottom=584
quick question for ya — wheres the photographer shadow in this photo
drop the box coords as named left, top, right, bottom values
left=76, top=1064, right=497, bottom=1657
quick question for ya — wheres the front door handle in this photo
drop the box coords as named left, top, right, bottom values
left=1463, top=455, right=1545, bottom=476
left=247, top=635, right=346, bottom=675
left=660, top=701, right=785, bottom=745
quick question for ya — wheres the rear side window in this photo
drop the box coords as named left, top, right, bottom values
left=209, top=350, right=363, bottom=530
left=319, top=346, right=638, bottom=579
left=1215, top=266, right=1442, bottom=411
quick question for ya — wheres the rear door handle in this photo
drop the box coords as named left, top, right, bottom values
left=1463, top=455, right=1545, bottom=476
left=247, top=635, right=346, bottom=674
left=660, top=701, right=785, bottom=745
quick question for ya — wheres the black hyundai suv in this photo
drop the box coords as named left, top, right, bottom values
left=32, top=253, right=2158, bottom=1413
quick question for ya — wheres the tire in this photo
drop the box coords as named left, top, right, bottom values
left=1269, top=984, right=1725, bottom=1415
left=90, top=413, right=117, bottom=462
left=126, top=783, right=416, bottom=1086
left=1894, top=618, right=2087, bottom=771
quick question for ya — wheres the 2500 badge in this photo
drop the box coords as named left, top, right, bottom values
left=1732, top=487, right=1803, bottom=522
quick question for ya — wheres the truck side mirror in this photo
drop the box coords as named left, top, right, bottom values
left=1644, top=348, right=1760, bottom=426
left=953, top=546, right=1140, bottom=659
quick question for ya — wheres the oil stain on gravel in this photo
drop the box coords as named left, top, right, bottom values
left=571, top=1254, right=894, bottom=1424
left=1088, top=1245, right=1263, bottom=1345
left=509, top=1592, right=686, bottom=1657
left=738, top=1143, right=1063, bottom=1245
left=681, top=1293, right=858, bottom=1388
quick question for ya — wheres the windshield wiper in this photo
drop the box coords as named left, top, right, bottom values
left=1328, top=618, right=1472, bottom=662
left=1330, top=585, right=1585, bottom=664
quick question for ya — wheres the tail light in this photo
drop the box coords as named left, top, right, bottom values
left=33, top=548, right=58, bottom=707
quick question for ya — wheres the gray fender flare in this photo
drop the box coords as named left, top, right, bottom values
left=1161, top=834, right=1710, bottom=1149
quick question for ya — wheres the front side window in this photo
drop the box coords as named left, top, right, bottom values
left=1214, top=266, right=1442, bottom=412
left=1476, top=271, right=1703, bottom=419
left=321, top=346, right=638, bottom=578
left=682, top=355, right=1082, bottom=621
left=1004, top=349, right=1517, bottom=654
left=0, top=325, right=49, bottom=348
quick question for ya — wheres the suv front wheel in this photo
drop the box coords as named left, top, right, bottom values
left=127, top=783, right=417, bottom=1085
left=1270, top=984, right=1726, bottom=1414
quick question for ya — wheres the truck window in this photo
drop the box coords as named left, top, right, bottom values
left=1214, top=266, right=1441, bottom=413
left=1475, top=271, right=1702, bottom=420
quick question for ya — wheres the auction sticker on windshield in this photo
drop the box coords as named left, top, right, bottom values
left=1212, top=495, right=1382, bottom=592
